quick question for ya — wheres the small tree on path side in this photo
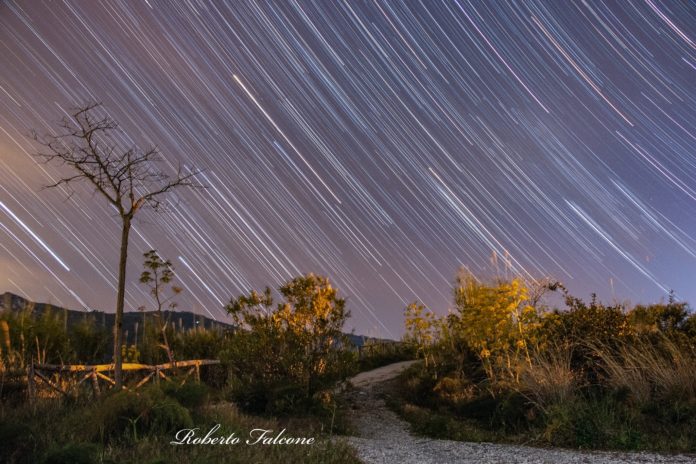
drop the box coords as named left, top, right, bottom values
left=139, top=249, right=181, bottom=367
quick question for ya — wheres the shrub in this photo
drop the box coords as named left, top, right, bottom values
left=267, top=383, right=308, bottom=416
left=70, top=318, right=110, bottom=364
left=223, top=274, right=355, bottom=415
left=42, top=443, right=99, bottom=464
left=452, top=273, right=540, bottom=383
left=432, top=375, right=476, bottom=408
left=0, top=422, right=35, bottom=464
left=92, top=387, right=192, bottom=442
left=161, top=382, right=209, bottom=409
left=396, top=364, right=438, bottom=407
left=0, top=307, right=71, bottom=367
left=544, top=397, right=643, bottom=450
left=627, top=298, right=689, bottom=335
left=172, top=327, right=226, bottom=360
left=538, top=296, right=629, bottom=384
left=544, top=295, right=629, bottom=346
left=404, top=302, right=439, bottom=369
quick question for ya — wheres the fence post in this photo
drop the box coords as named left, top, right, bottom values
left=91, top=369, right=100, bottom=397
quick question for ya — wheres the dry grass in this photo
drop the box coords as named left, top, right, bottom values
left=594, top=337, right=696, bottom=405
left=515, top=344, right=577, bottom=412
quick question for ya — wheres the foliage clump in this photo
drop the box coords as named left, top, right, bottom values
left=223, top=273, right=354, bottom=416
left=92, top=386, right=192, bottom=443
left=398, top=270, right=696, bottom=452
left=41, top=443, right=99, bottom=464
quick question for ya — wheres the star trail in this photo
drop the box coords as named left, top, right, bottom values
left=1, top=1, right=695, bottom=338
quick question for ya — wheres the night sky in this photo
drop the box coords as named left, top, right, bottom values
left=1, top=1, right=695, bottom=338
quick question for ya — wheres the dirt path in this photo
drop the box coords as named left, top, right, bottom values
left=347, top=360, right=419, bottom=388
left=343, top=361, right=696, bottom=464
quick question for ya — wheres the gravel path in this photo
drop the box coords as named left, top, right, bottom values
left=343, top=361, right=696, bottom=464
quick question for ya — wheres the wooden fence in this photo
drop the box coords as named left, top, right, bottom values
left=27, top=359, right=220, bottom=400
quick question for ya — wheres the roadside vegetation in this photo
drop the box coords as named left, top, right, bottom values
left=0, top=384, right=359, bottom=464
left=0, top=256, right=396, bottom=463
left=395, top=270, right=696, bottom=452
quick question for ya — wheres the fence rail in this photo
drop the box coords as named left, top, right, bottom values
left=26, top=359, right=220, bottom=401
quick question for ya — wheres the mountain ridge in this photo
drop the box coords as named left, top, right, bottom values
left=0, top=291, right=389, bottom=347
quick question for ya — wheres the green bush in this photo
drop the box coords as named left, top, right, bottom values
left=161, top=382, right=209, bottom=409
left=0, top=422, right=35, bottom=464
left=0, top=308, right=71, bottom=367
left=42, top=443, right=99, bottom=464
left=543, top=397, right=643, bottom=450
left=92, top=387, right=192, bottom=442
left=70, top=319, right=110, bottom=364
left=223, top=274, right=357, bottom=416
left=172, top=327, right=227, bottom=360
left=396, top=364, right=437, bottom=406
left=358, top=342, right=414, bottom=371
left=492, top=391, right=531, bottom=432
left=267, top=383, right=309, bottom=416
left=539, top=296, right=629, bottom=382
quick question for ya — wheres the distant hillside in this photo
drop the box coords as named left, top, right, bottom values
left=0, top=292, right=390, bottom=348
left=0, top=292, right=233, bottom=344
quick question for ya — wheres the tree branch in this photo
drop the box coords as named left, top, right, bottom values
left=32, top=102, right=205, bottom=217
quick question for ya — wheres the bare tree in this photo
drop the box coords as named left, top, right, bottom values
left=33, top=102, right=202, bottom=388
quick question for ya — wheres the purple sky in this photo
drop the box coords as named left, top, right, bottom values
left=1, top=1, right=695, bottom=337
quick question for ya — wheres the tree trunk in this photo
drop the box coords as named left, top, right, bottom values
left=160, top=315, right=175, bottom=367
left=113, top=217, right=131, bottom=388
